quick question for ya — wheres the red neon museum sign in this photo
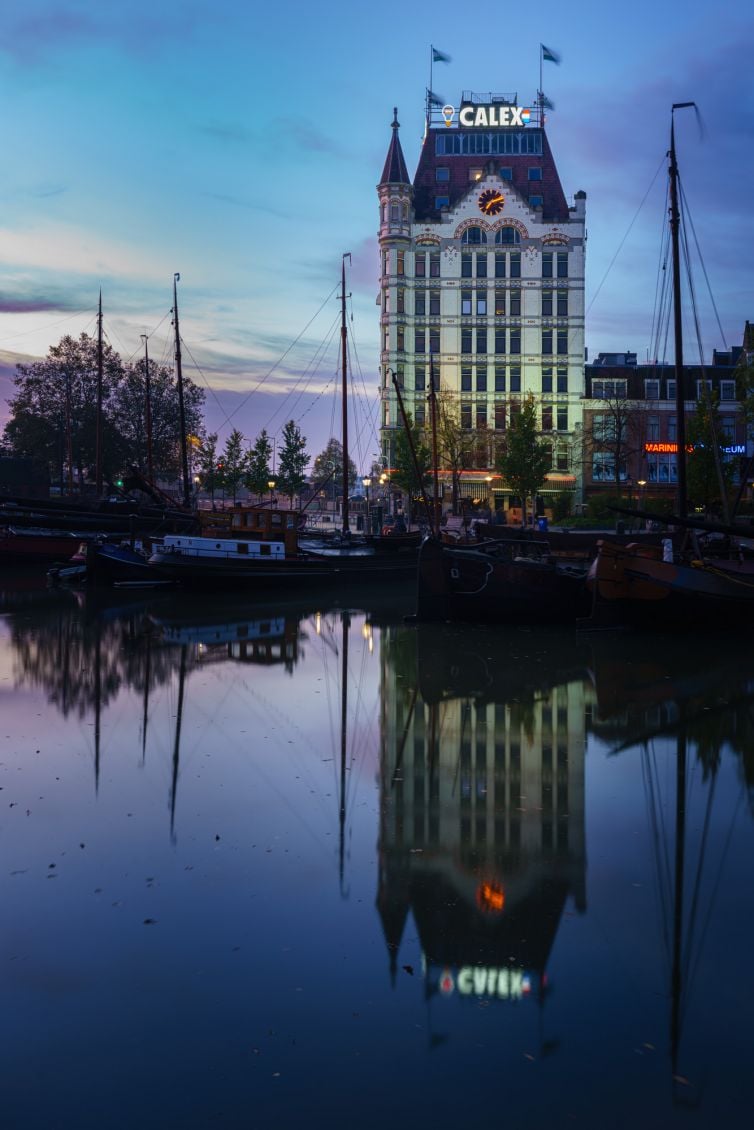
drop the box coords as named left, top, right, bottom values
left=644, top=442, right=693, bottom=454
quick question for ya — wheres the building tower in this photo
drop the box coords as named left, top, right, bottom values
left=377, top=92, right=587, bottom=513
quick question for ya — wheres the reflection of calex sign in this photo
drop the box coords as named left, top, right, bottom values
left=436, top=965, right=533, bottom=1000
left=458, top=103, right=531, bottom=128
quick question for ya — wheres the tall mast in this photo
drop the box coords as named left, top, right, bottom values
left=340, top=254, right=351, bottom=537
left=95, top=290, right=104, bottom=497
left=172, top=273, right=191, bottom=509
left=669, top=103, right=695, bottom=520
left=429, top=357, right=441, bottom=535
left=141, top=334, right=154, bottom=484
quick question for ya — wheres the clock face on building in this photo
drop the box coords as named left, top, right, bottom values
left=478, top=189, right=505, bottom=216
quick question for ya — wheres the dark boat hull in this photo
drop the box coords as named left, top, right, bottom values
left=148, top=545, right=417, bottom=588
left=416, top=537, right=590, bottom=624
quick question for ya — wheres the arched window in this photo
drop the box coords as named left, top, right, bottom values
left=495, top=227, right=521, bottom=245
left=461, top=226, right=487, bottom=245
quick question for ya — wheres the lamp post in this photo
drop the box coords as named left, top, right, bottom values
left=267, top=478, right=276, bottom=506
left=638, top=479, right=647, bottom=528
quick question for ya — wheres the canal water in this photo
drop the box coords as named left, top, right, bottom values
left=1, top=579, right=753, bottom=1129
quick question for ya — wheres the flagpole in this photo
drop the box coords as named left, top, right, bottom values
left=539, top=44, right=543, bottom=125
left=428, top=45, right=434, bottom=133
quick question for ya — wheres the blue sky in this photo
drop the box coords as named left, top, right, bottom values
left=1, top=0, right=752, bottom=467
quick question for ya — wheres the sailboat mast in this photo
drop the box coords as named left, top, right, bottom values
left=95, top=291, right=104, bottom=497
left=172, top=273, right=192, bottom=509
left=669, top=104, right=695, bottom=520
left=141, top=334, right=154, bottom=484
left=429, top=357, right=441, bottom=535
left=340, top=254, right=351, bottom=537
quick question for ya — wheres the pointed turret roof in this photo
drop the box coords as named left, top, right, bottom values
left=379, top=108, right=410, bottom=186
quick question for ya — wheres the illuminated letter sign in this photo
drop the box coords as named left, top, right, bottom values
left=459, top=103, right=530, bottom=128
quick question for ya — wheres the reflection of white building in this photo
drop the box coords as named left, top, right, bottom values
left=378, top=95, right=586, bottom=509
left=377, top=628, right=589, bottom=998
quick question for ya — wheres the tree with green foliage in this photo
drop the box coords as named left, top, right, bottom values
left=686, top=393, right=735, bottom=518
left=111, top=358, right=204, bottom=479
left=434, top=391, right=476, bottom=514
left=495, top=395, right=552, bottom=528
left=276, top=420, right=309, bottom=503
left=3, top=333, right=124, bottom=488
left=311, top=437, right=355, bottom=500
left=245, top=429, right=274, bottom=497
left=391, top=411, right=433, bottom=523
left=195, top=433, right=220, bottom=502
left=219, top=428, right=248, bottom=504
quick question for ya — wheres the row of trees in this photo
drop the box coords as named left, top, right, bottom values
left=1, top=333, right=204, bottom=488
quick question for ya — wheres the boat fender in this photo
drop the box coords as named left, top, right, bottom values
left=662, top=538, right=673, bottom=563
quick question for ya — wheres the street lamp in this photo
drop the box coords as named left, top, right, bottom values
left=267, top=478, right=276, bottom=505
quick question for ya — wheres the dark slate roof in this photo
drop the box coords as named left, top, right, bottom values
left=412, top=127, right=570, bottom=224
left=379, top=108, right=410, bottom=186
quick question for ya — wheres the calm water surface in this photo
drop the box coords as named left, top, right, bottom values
left=1, top=579, right=753, bottom=1129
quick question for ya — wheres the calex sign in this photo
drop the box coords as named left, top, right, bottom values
left=455, top=103, right=532, bottom=128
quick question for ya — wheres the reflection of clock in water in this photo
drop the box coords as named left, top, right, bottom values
left=478, top=189, right=505, bottom=216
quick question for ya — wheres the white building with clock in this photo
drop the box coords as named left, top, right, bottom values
left=377, top=94, right=586, bottom=513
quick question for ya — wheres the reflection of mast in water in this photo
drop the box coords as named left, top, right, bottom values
left=170, top=644, right=188, bottom=841
left=141, top=629, right=152, bottom=766
left=339, top=612, right=350, bottom=897
left=93, top=619, right=102, bottom=794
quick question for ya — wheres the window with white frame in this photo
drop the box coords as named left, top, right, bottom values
left=720, top=380, right=736, bottom=401
left=592, top=378, right=627, bottom=399
left=645, top=379, right=660, bottom=400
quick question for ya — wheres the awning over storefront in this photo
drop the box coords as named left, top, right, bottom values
left=542, top=474, right=576, bottom=492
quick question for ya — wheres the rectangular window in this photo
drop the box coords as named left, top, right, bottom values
left=461, top=402, right=472, bottom=430
left=509, top=328, right=520, bottom=355
left=435, top=167, right=450, bottom=182
left=415, top=365, right=425, bottom=391
left=556, top=367, right=568, bottom=394
left=415, top=327, right=425, bottom=353
left=721, top=417, right=736, bottom=441
left=429, top=328, right=440, bottom=354
left=476, top=328, right=488, bottom=354
left=415, top=289, right=425, bottom=316
left=542, top=289, right=553, bottom=317
left=509, top=252, right=521, bottom=278
left=495, top=366, right=506, bottom=392
left=592, top=378, right=627, bottom=399
left=396, top=288, right=404, bottom=314
left=509, top=289, right=521, bottom=316
left=429, top=290, right=441, bottom=316
left=476, top=367, right=487, bottom=392
left=668, top=416, right=677, bottom=442
left=383, top=290, right=390, bottom=314
left=529, top=195, right=543, bottom=208
left=510, top=366, right=521, bottom=393
left=461, top=252, right=473, bottom=278
left=556, top=446, right=569, bottom=471
left=476, top=253, right=487, bottom=278
left=647, top=453, right=677, bottom=484
left=542, top=251, right=553, bottom=278
left=495, top=327, right=506, bottom=354
left=666, top=379, right=676, bottom=401
left=556, top=329, right=568, bottom=356
left=528, top=167, right=543, bottom=181
left=645, top=379, right=660, bottom=400
left=499, top=166, right=513, bottom=180
left=397, top=250, right=405, bottom=276
left=510, top=399, right=521, bottom=422
left=461, top=366, right=472, bottom=392
left=542, top=404, right=553, bottom=431
left=461, top=327, right=472, bottom=354
left=430, top=252, right=440, bottom=278
left=557, top=406, right=568, bottom=431
left=383, top=250, right=389, bottom=276
left=696, top=379, right=713, bottom=400
left=495, top=253, right=506, bottom=279
left=542, top=329, right=553, bottom=355
left=383, top=327, right=389, bottom=352
left=495, top=289, right=506, bottom=316
left=415, top=403, right=426, bottom=425
left=557, top=290, right=568, bottom=317
left=556, top=252, right=568, bottom=278
left=435, top=196, right=449, bottom=210
left=461, top=290, right=472, bottom=316
left=476, top=292, right=487, bottom=315
left=390, top=203, right=400, bottom=222
left=542, top=367, right=553, bottom=394
left=476, top=403, right=488, bottom=430
left=395, top=363, right=404, bottom=388
left=396, top=325, right=404, bottom=352
left=494, top=402, right=506, bottom=430
left=720, top=380, right=736, bottom=401
left=415, top=252, right=426, bottom=278
left=647, top=414, right=660, bottom=441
